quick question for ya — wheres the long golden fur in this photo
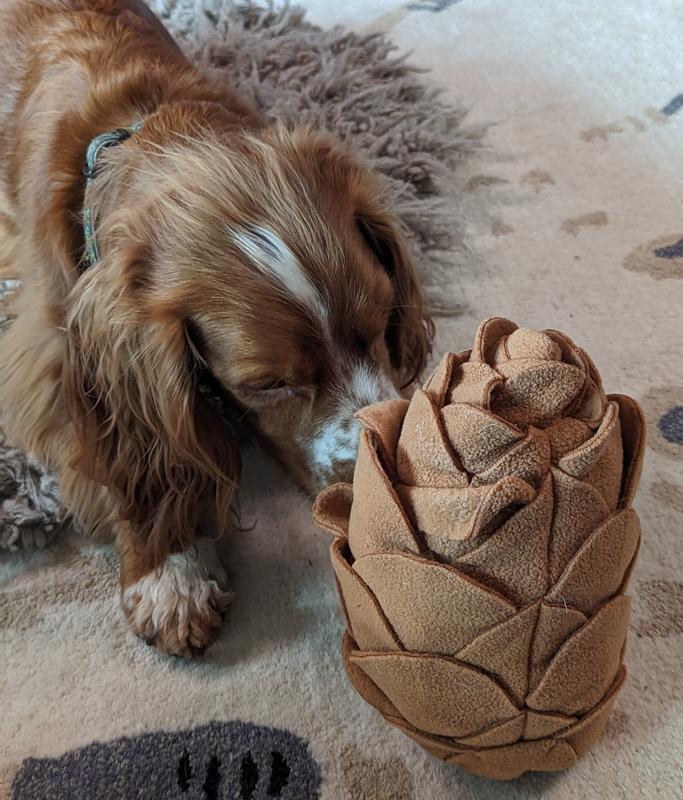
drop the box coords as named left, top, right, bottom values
left=0, top=0, right=433, bottom=656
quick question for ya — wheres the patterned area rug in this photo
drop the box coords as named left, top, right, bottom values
left=2, top=1, right=682, bottom=798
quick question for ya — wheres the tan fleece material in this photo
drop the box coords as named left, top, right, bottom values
left=314, top=317, right=645, bottom=780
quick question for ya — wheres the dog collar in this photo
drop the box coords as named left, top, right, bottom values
left=82, top=121, right=143, bottom=269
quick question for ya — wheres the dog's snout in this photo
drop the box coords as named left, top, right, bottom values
left=296, top=366, right=400, bottom=493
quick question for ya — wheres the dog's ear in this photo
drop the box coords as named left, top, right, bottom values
left=63, top=244, right=240, bottom=556
left=356, top=210, right=434, bottom=388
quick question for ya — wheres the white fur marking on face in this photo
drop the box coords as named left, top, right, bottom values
left=122, top=540, right=231, bottom=639
left=306, top=362, right=399, bottom=487
left=232, top=225, right=327, bottom=321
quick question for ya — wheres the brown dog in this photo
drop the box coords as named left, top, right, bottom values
left=0, top=0, right=433, bottom=656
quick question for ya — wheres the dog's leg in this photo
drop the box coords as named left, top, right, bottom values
left=117, top=531, right=232, bottom=657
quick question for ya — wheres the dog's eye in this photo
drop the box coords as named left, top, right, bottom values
left=255, top=379, right=287, bottom=391
left=240, top=379, right=297, bottom=405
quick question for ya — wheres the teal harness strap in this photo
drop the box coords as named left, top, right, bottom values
left=82, top=121, right=143, bottom=269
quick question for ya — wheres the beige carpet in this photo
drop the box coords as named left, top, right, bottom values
left=2, top=1, right=682, bottom=798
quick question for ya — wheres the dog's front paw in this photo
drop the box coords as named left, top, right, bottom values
left=121, top=541, right=232, bottom=658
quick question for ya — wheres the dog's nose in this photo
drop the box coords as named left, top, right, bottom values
left=304, top=413, right=363, bottom=491
left=308, top=452, right=358, bottom=494
left=329, top=457, right=356, bottom=484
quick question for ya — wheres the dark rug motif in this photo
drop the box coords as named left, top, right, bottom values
left=11, top=720, right=321, bottom=800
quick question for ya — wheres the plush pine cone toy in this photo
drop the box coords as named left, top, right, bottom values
left=314, top=317, right=645, bottom=780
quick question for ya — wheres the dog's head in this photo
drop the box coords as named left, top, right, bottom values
left=186, top=127, right=434, bottom=491
left=65, top=124, right=433, bottom=544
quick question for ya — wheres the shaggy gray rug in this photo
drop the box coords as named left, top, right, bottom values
left=0, top=0, right=474, bottom=548
left=0, top=281, right=66, bottom=551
